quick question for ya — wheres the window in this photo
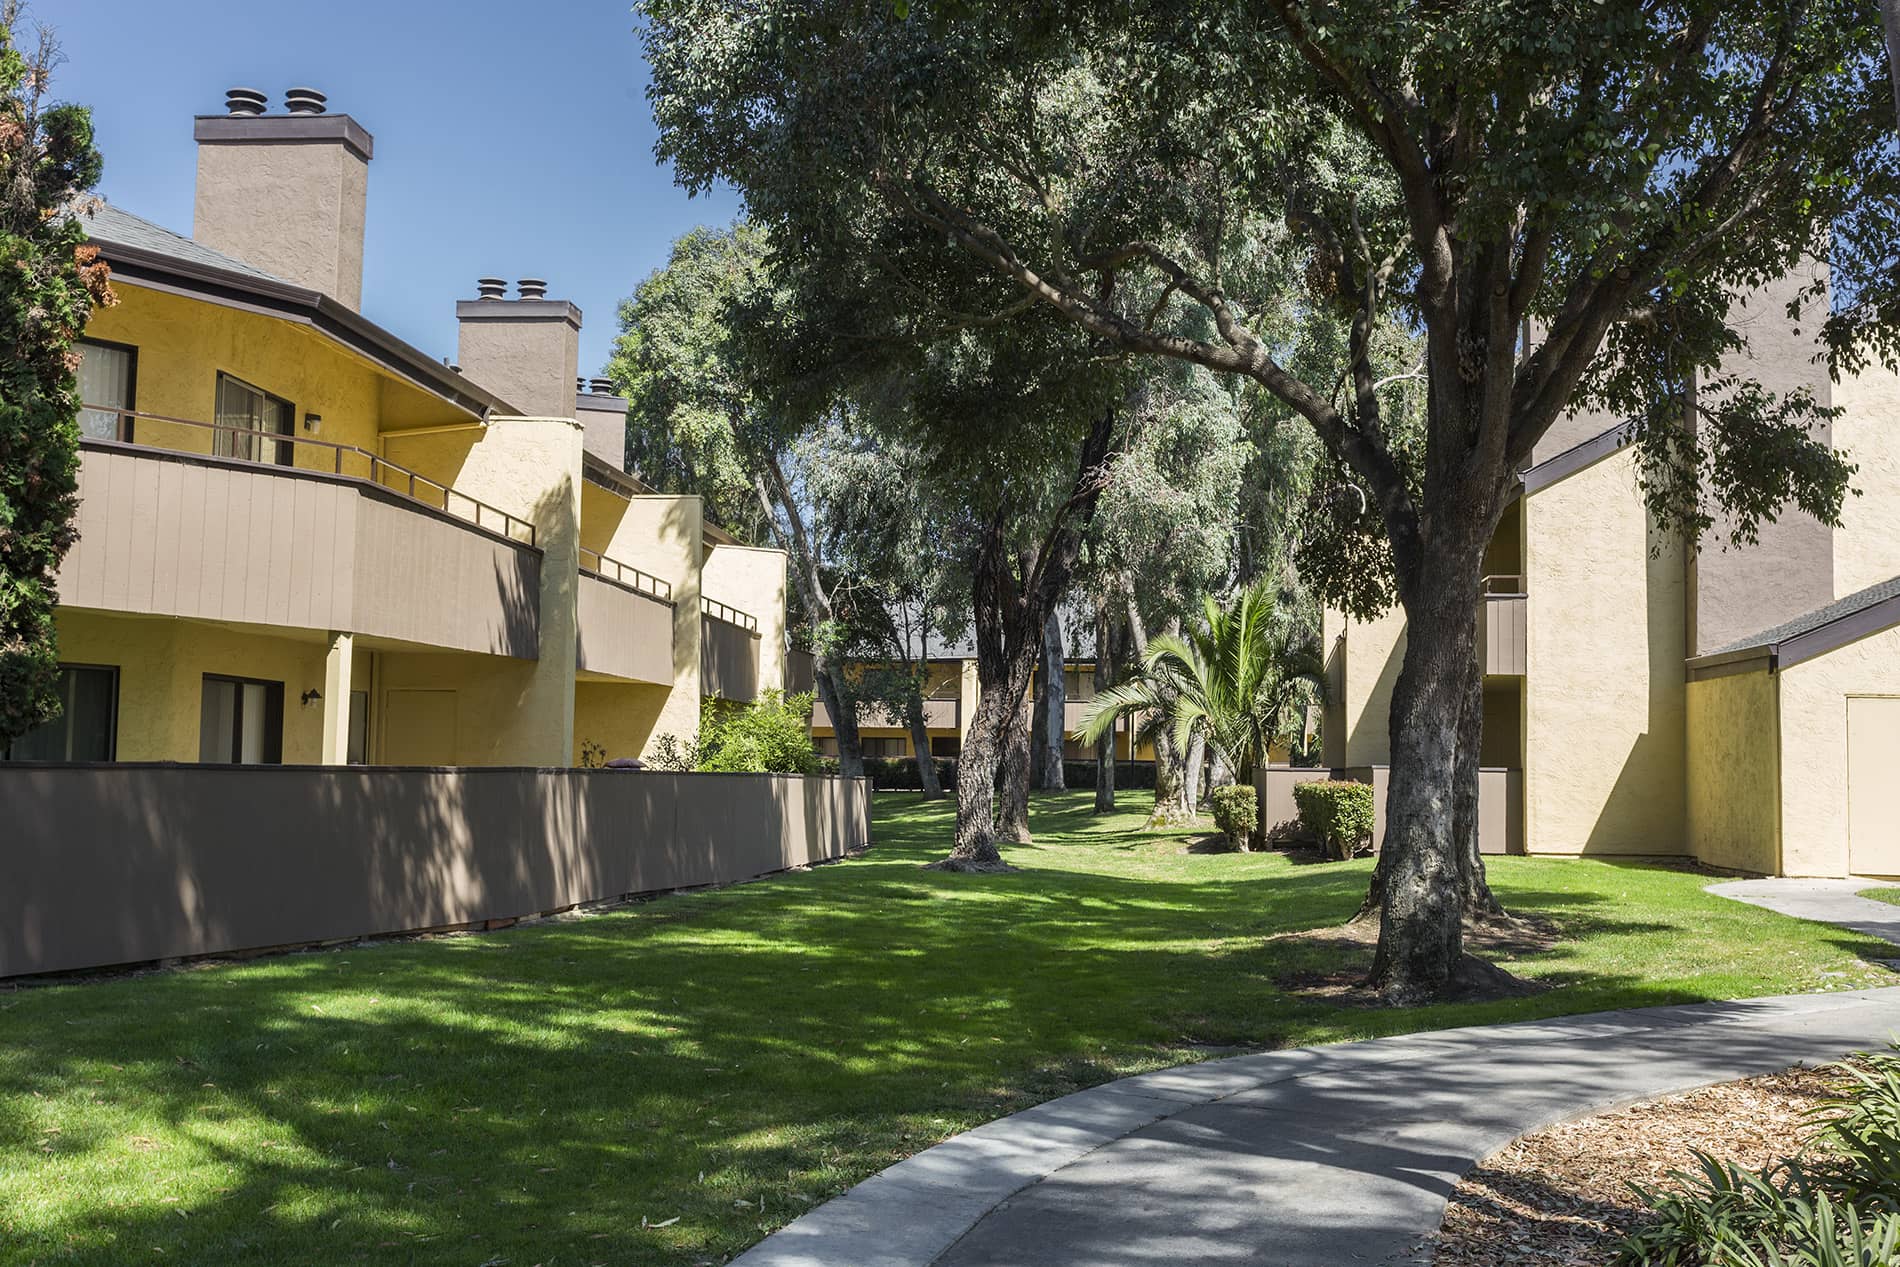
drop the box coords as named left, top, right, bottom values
left=199, top=675, right=284, bottom=764
left=214, top=373, right=294, bottom=465
left=930, top=736, right=962, bottom=757
left=864, top=737, right=910, bottom=758
left=2, top=666, right=118, bottom=761
left=76, top=339, right=136, bottom=441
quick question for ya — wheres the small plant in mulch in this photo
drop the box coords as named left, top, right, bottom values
left=1614, top=1049, right=1900, bottom=1266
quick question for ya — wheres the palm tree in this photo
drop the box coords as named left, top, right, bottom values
left=1076, top=580, right=1325, bottom=847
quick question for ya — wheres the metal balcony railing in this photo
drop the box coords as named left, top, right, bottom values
left=579, top=547, right=673, bottom=602
left=80, top=405, right=536, bottom=547
left=701, top=597, right=759, bottom=632
left=1481, top=573, right=1527, bottom=596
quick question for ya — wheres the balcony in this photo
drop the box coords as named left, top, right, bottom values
left=701, top=598, right=761, bottom=702
left=1480, top=574, right=1527, bottom=676
left=576, top=548, right=674, bottom=683
left=813, top=696, right=960, bottom=731
left=60, top=408, right=541, bottom=657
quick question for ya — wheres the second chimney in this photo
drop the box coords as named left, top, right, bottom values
left=456, top=278, right=581, bottom=419
left=192, top=86, right=373, bottom=308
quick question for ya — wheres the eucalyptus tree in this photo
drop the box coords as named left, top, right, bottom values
left=3, top=11, right=109, bottom=746
left=642, top=0, right=1900, bottom=1000
left=609, top=221, right=869, bottom=776
left=800, top=415, right=964, bottom=798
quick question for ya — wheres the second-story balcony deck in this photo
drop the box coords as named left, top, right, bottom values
left=60, top=407, right=543, bottom=658
left=700, top=597, right=762, bottom=702
left=1481, top=574, right=1528, bottom=676
left=576, top=547, right=675, bottom=684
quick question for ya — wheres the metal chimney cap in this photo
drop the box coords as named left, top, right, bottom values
left=516, top=277, right=549, bottom=301
left=475, top=277, right=507, bottom=300
left=589, top=377, right=615, bottom=395
left=284, top=87, right=328, bottom=115
left=224, top=88, right=268, bottom=116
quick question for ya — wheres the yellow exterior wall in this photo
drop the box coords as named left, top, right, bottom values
left=575, top=491, right=703, bottom=759
left=1523, top=447, right=1687, bottom=855
left=1833, top=364, right=1900, bottom=597
left=1777, top=623, right=1900, bottom=876
left=573, top=682, right=676, bottom=765
left=1685, top=669, right=1782, bottom=874
left=1333, top=603, right=1406, bottom=766
left=55, top=608, right=373, bottom=764
left=82, top=284, right=465, bottom=463
left=702, top=543, right=789, bottom=694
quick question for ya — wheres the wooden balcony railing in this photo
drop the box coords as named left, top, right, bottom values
left=579, top=547, right=672, bottom=602
left=701, top=596, right=759, bottom=632
left=80, top=405, right=536, bottom=547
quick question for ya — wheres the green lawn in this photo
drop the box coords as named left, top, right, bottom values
left=3, top=792, right=1892, bottom=1266
left=1860, top=887, right=1900, bottom=907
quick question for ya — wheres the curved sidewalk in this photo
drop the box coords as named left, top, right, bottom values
left=736, top=989, right=1900, bottom=1266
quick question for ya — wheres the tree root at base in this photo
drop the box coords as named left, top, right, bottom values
left=924, top=856, right=1021, bottom=874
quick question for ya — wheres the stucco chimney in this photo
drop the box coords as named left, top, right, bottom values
left=192, top=86, right=373, bottom=308
left=574, top=376, right=628, bottom=470
left=456, top=277, right=582, bottom=419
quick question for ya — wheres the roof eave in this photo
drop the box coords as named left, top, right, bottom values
left=94, top=239, right=512, bottom=421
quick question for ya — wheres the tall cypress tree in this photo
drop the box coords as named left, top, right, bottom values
left=0, top=9, right=111, bottom=744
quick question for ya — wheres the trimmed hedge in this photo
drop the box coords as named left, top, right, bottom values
left=820, top=756, right=1161, bottom=792
left=1207, top=784, right=1257, bottom=850
left=1292, top=780, right=1376, bottom=860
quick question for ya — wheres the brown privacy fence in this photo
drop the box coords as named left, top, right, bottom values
left=1255, top=765, right=1523, bottom=856
left=0, top=766, right=871, bottom=978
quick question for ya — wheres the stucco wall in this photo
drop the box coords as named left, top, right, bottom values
left=702, top=542, right=789, bottom=694
left=1336, top=604, right=1406, bottom=766
left=1524, top=447, right=1687, bottom=855
left=0, top=766, right=872, bottom=978
left=194, top=129, right=369, bottom=308
left=577, top=490, right=703, bottom=758
left=1833, top=364, right=1900, bottom=597
left=1778, top=623, right=1900, bottom=876
left=1685, top=668, right=1782, bottom=875
left=55, top=608, right=371, bottom=764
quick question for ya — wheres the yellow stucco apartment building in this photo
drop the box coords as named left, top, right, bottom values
left=1324, top=272, right=1900, bottom=878
left=6, top=88, right=787, bottom=770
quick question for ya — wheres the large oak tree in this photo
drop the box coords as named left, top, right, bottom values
left=642, top=0, right=1900, bottom=1000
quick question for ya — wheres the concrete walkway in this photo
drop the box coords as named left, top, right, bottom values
left=735, top=985, right=1900, bottom=1267
left=1707, top=877, right=1900, bottom=949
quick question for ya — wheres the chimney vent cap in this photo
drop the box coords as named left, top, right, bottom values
left=284, top=87, right=328, bottom=115
left=516, top=277, right=548, bottom=301
left=224, top=87, right=268, bottom=116
left=590, top=377, right=614, bottom=395
left=475, top=277, right=507, bottom=300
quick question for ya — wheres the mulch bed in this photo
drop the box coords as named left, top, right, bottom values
left=1270, top=913, right=1561, bottom=1004
left=1431, top=1066, right=1840, bottom=1266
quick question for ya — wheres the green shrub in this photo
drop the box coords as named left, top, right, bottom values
left=1292, top=780, right=1375, bottom=860
left=1208, top=784, right=1258, bottom=850
left=650, top=691, right=821, bottom=775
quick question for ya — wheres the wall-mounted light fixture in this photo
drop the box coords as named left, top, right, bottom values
left=301, top=689, right=323, bottom=707
left=302, top=412, right=323, bottom=435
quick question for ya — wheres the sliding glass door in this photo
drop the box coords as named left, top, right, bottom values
left=214, top=373, right=294, bottom=465
left=198, top=675, right=285, bottom=764
left=76, top=340, right=136, bottom=441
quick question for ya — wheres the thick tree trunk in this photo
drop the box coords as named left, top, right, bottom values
left=996, top=690, right=1034, bottom=843
left=1094, top=603, right=1117, bottom=813
left=1365, top=570, right=1488, bottom=1003
left=905, top=690, right=944, bottom=798
left=1040, top=608, right=1067, bottom=790
left=939, top=406, right=1117, bottom=867
left=754, top=466, right=862, bottom=777
left=813, top=660, right=864, bottom=779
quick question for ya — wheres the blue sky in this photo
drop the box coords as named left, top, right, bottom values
left=49, top=0, right=739, bottom=374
